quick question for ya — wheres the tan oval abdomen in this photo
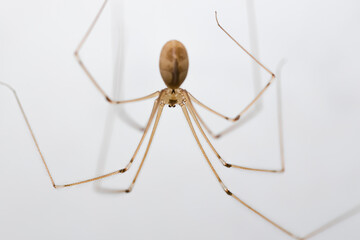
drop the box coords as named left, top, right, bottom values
left=159, top=40, right=189, bottom=89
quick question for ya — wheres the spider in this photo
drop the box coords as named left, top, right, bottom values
left=1, top=1, right=358, bottom=239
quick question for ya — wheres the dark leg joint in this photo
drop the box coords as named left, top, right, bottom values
left=125, top=189, right=131, bottom=193
left=225, top=189, right=233, bottom=196
left=105, top=96, right=112, bottom=103
left=225, top=163, right=232, bottom=168
left=119, top=169, right=126, bottom=173
left=234, top=115, right=240, bottom=121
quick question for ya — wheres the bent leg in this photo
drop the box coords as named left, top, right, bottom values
left=0, top=81, right=161, bottom=188
left=180, top=103, right=299, bottom=239
left=185, top=93, right=284, bottom=173
left=95, top=102, right=165, bottom=193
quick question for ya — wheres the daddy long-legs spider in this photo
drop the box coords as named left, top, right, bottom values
left=1, top=1, right=360, bottom=239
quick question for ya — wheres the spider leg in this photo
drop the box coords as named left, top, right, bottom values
left=187, top=92, right=272, bottom=138
left=1, top=82, right=56, bottom=186
left=186, top=98, right=218, bottom=139
left=74, top=0, right=149, bottom=132
left=215, top=11, right=276, bottom=105
left=185, top=92, right=284, bottom=173
left=187, top=12, right=277, bottom=136
left=185, top=92, right=360, bottom=239
left=197, top=60, right=285, bottom=141
left=188, top=92, right=240, bottom=123
left=56, top=99, right=161, bottom=189
left=74, top=0, right=110, bottom=101
left=180, top=103, right=300, bottom=239
left=0, top=81, right=162, bottom=188
left=122, top=102, right=164, bottom=193
left=73, top=0, right=158, bottom=104
left=95, top=102, right=165, bottom=193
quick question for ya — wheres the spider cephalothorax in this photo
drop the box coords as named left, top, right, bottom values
left=161, top=88, right=187, bottom=108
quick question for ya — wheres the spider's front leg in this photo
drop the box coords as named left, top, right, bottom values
left=73, top=0, right=159, bottom=105
left=178, top=12, right=284, bottom=173
left=189, top=12, right=277, bottom=139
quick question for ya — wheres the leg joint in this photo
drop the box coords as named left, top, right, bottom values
left=224, top=163, right=232, bottom=168
left=224, top=188, right=233, bottom=196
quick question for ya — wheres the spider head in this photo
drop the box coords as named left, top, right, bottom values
left=159, top=40, right=189, bottom=89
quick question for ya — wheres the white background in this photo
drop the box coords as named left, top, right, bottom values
left=0, top=0, right=360, bottom=239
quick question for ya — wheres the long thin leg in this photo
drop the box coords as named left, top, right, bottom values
left=0, top=81, right=160, bottom=188
left=74, top=0, right=109, bottom=101
left=73, top=0, right=156, bottom=104
left=57, top=99, right=162, bottom=188
left=188, top=12, right=275, bottom=126
left=124, top=103, right=164, bottom=193
left=215, top=11, right=276, bottom=117
left=188, top=97, right=256, bottom=138
left=1, top=82, right=55, bottom=187
left=180, top=103, right=300, bottom=239
left=189, top=92, right=240, bottom=123
left=95, top=102, right=165, bottom=193
left=185, top=93, right=284, bottom=173
left=188, top=99, right=219, bottom=139
left=185, top=94, right=360, bottom=239
left=188, top=59, right=286, bottom=140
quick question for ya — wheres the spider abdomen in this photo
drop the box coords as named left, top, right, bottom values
left=159, top=40, right=189, bottom=89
